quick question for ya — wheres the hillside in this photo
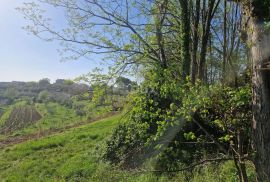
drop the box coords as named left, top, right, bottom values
left=0, top=76, right=133, bottom=141
left=0, top=79, right=90, bottom=96
left=0, top=102, right=83, bottom=139
left=0, top=81, right=256, bottom=181
left=0, top=115, right=122, bottom=181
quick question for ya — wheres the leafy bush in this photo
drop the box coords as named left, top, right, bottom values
left=103, top=73, right=252, bottom=175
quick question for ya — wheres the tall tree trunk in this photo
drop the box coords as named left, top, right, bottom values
left=198, top=0, right=218, bottom=82
left=179, top=0, right=191, bottom=79
left=191, top=0, right=200, bottom=84
left=155, top=0, right=169, bottom=69
left=250, top=19, right=270, bottom=181
left=243, top=3, right=270, bottom=180
left=222, top=0, right=227, bottom=83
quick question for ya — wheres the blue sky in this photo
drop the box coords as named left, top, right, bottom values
left=0, top=0, right=100, bottom=82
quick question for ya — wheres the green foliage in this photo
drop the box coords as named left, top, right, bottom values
left=264, top=21, right=270, bottom=33
left=155, top=84, right=252, bottom=170
left=37, top=90, right=50, bottom=103
left=184, top=132, right=196, bottom=140
left=190, top=161, right=255, bottom=182
left=0, top=108, right=11, bottom=128
left=103, top=69, right=252, bottom=173
left=38, top=78, right=50, bottom=88
left=102, top=121, right=150, bottom=167
left=14, top=0, right=264, bottom=179
left=0, top=74, right=128, bottom=137
left=4, top=87, right=19, bottom=102
left=63, top=79, right=74, bottom=85
left=0, top=113, right=255, bottom=181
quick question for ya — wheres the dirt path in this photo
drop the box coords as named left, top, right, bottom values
left=0, top=112, right=118, bottom=149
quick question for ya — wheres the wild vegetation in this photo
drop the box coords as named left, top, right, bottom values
left=0, top=77, right=133, bottom=140
left=0, top=115, right=256, bottom=181
left=0, top=0, right=269, bottom=181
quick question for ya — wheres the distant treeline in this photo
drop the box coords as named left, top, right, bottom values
left=0, top=79, right=90, bottom=105
left=0, top=77, right=137, bottom=107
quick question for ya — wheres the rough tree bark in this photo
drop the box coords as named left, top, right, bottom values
left=242, top=0, right=270, bottom=180
left=250, top=21, right=270, bottom=182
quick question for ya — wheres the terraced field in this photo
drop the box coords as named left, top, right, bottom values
left=1, top=106, right=42, bottom=134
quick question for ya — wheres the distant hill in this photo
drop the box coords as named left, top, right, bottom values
left=0, top=76, right=135, bottom=137
left=0, top=79, right=91, bottom=106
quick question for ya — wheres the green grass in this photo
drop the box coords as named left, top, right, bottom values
left=0, top=100, right=115, bottom=139
left=0, top=114, right=173, bottom=182
left=27, top=102, right=84, bottom=132
left=0, top=115, right=121, bottom=182
left=0, top=102, right=85, bottom=139
left=0, top=106, right=12, bottom=127
left=0, top=113, right=256, bottom=182
left=0, top=114, right=176, bottom=182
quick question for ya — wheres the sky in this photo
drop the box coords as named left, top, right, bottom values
left=0, top=0, right=100, bottom=82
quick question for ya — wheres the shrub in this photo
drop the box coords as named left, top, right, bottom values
left=103, top=77, right=252, bottom=175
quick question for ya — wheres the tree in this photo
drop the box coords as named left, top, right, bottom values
left=37, top=90, right=50, bottom=103
left=4, top=87, right=19, bottom=101
left=18, top=1, right=169, bottom=75
left=38, top=78, right=50, bottom=88
left=19, top=0, right=267, bottom=179
left=179, top=0, right=191, bottom=79
left=198, top=0, right=220, bottom=81
left=191, top=0, right=201, bottom=83
left=238, top=0, right=270, bottom=180
left=115, top=76, right=132, bottom=93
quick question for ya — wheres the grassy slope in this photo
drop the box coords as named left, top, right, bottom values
left=0, top=115, right=122, bottom=182
left=0, top=100, right=113, bottom=139
left=19, top=102, right=83, bottom=135
left=0, top=114, right=255, bottom=182
left=0, top=115, right=178, bottom=182
left=0, top=102, right=84, bottom=139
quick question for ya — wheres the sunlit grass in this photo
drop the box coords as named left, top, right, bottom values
left=0, top=115, right=121, bottom=181
left=0, top=113, right=255, bottom=182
